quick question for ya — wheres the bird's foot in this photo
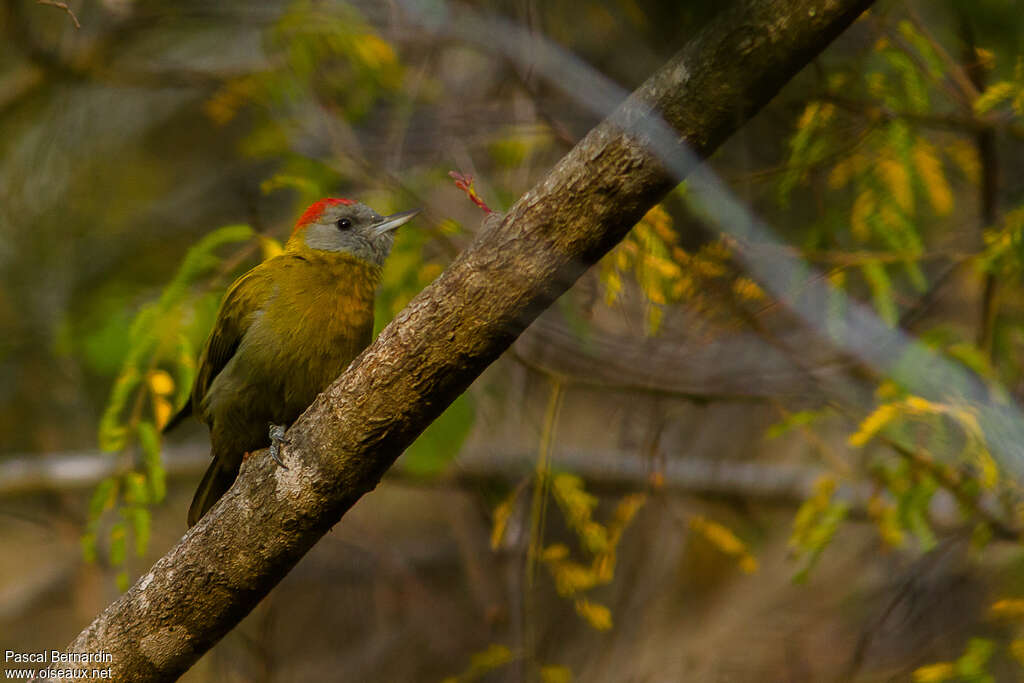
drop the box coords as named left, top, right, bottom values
left=242, top=450, right=252, bottom=462
left=268, top=423, right=290, bottom=469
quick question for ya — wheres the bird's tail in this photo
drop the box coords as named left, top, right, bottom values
left=187, top=456, right=237, bottom=527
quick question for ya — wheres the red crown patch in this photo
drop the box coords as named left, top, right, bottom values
left=293, top=197, right=356, bottom=233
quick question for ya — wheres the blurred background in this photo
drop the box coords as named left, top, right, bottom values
left=4, top=0, right=1024, bottom=680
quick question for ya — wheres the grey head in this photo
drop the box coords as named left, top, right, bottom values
left=295, top=199, right=420, bottom=266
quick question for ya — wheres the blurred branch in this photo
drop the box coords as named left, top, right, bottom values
left=52, top=0, right=876, bottom=679
left=512, top=68, right=579, bottom=148
left=813, top=93, right=1024, bottom=138
left=959, top=16, right=1002, bottom=359
left=0, top=444, right=850, bottom=506
left=0, top=445, right=208, bottom=496
left=4, top=0, right=236, bottom=93
left=0, top=444, right=952, bottom=528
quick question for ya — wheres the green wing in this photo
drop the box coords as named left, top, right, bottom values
left=191, top=265, right=271, bottom=411
left=164, top=262, right=278, bottom=431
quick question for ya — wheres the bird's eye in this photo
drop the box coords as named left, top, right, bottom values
left=336, top=218, right=353, bottom=230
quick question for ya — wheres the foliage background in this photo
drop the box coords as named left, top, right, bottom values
left=4, top=0, right=1024, bottom=680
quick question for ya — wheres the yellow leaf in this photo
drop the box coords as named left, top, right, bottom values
left=642, top=281, right=667, bottom=305
left=851, top=189, right=876, bottom=241
left=945, top=140, right=980, bottom=185
left=796, top=101, right=835, bottom=131
left=542, top=544, right=570, bottom=562
left=574, top=599, right=613, bottom=631
left=1011, top=639, right=1024, bottom=666
left=975, top=47, right=995, bottom=70
left=878, top=159, right=914, bottom=213
left=467, top=644, right=514, bottom=675
left=812, top=477, right=837, bottom=501
left=952, top=407, right=982, bottom=438
left=699, top=239, right=731, bottom=262
left=490, top=492, right=518, bottom=550
left=690, top=515, right=758, bottom=573
left=148, top=370, right=174, bottom=396
left=875, top=380, right=902, bottom=401
left=645, top=303, right=664, bottom=335
left=691, top=255, right=726, bottom=279
left=610, top=494, right=647, bottom=537
left=912, top=663, right=955, bottom=682
left=849, top=403, right=897, bottom=447
left=260, top=236, right=283, bottom=261
left=549, top=561, right=599, bottom=597
left=828, top=157, right=850, bottom=189
left=868, top=494, right=905, bottom=548
left=602, top=269, right=622, bottom=306
left=438, top=218, right=462, bottom=235
left=648, top=255, right=682, bottom=279
left=990, top=599, right=1024, bottom=619
left=203, top=76, right=258, bottom=126
left=738, top=555, right=759, bottom=574
left=641, top=204, right=675, bottom=243
left=153, top=396, right=173, bottom=431
left=912, top=139, right=953, bottom=216
left=974, top=81, right=1016, bottom=114
left=905, top=396, right=937, bottom=414
left=732, top=277, right=765, bottom=301
left=351, top=34, right=397, bottom=70
left=690, top=515, right=745, bottom=555
left=593, top=552, right=616, bottom=584
left=540, top=666, right=573, bottom=683
left=974, top=448, right=1000, bottom=490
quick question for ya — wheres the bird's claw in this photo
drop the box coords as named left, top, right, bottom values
left=268, top=423, right=290, bottom=469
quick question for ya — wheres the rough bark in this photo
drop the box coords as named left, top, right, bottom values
left=55, top=0, right=873, bottom=680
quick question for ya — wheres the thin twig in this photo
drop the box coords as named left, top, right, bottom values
left=36, top=0, right=80, bottom=29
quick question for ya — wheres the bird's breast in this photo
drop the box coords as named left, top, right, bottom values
left=256, top=254, right=380, bottom=418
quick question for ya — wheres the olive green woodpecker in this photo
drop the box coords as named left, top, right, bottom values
left=165, top=198, right=420, bottom=527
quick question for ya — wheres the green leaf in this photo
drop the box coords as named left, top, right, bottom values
left=137, top=421, right=166, bottom=502
left=974, top=81, right=1016, bottom=114
left=81, top=532, right=98, bottom=564
left=129, top=507, right=151, bottom=558
left=159, top=224, right=254, bottom=312
left=88, top=478, right=118, bottom=520
left=109, top=521, right=127, bottom=567
left=173, top=333, right=197, bottom=409
left=765, top=409, right=829, bottom=440
left=792, top=501, right=849, bottom=583
left=540, top=666, right=573, bottom=683
left=897, top=21, right=944, bottom=81
left=98, top=368, right=140, bottom=451
left=862, top=261, right=897, bottom=326
left=401, top=393, right=474, bottom=477
left=123, top=471, right=150, bottom=506
left=955, top=638, right=995, bottom=679
left=899, top=477, right=937, bottom=551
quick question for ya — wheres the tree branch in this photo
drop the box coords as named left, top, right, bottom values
left=53, top=0, right=874, bottom=680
